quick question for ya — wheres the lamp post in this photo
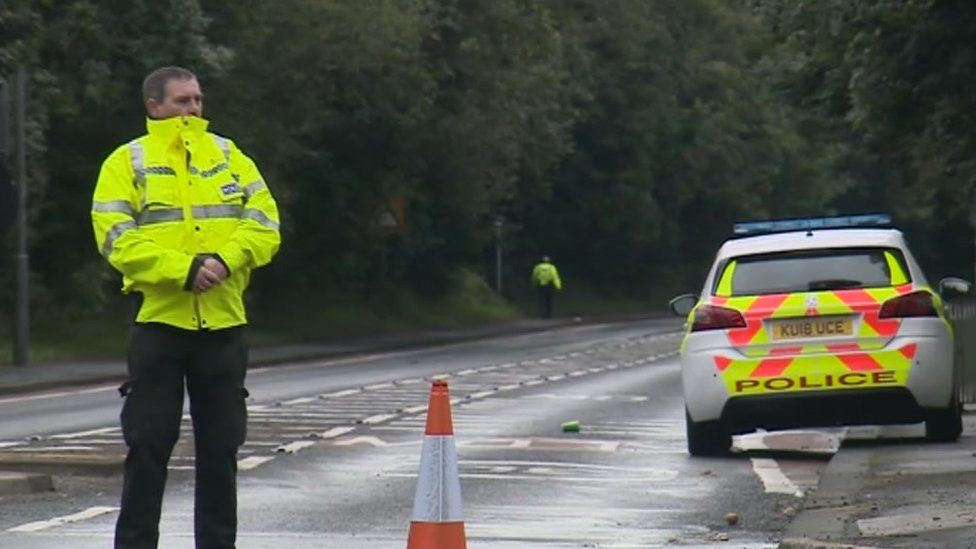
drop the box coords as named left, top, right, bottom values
left=12, top=67, right=29, bottom=366
left=494, top=216, right=504, bottom=294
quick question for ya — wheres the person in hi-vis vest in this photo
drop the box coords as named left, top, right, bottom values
left=531, top=255, right=562, bottom=319
left=91, top=66, right=280, bottom=549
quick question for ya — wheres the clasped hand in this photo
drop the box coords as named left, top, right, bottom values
left=192, top=257, right=228, bottom=294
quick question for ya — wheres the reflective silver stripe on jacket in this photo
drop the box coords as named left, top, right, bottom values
left=192, top=204, right=244, bottom=220
left=135, top=204, right=252, bottom=226
left=213, top=135, right=231, bottom=160
left=92, top=200, right=137, bottom=217
left=129, top=141, right=145, bottom=188
left=138, top=208, right=184, bottom=225
left=243, top=180, right=266, bottom=199
left=102, top=220, right=137, bottom=257
left=243, top=208, right=280, bottom=230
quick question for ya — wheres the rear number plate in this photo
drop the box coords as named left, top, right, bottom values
left=770, top=317, right=853, bottom=340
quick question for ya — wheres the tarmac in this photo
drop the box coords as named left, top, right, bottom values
left=2, top=317, right=976, bottom=547
left=0, top=317, right=580, bottom=396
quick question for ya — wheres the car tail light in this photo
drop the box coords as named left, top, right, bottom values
left=878, top=291, right=938, bottom=319
left=691, top=305, right=747, bottom=332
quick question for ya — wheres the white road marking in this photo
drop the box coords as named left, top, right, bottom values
left=238, top=456, right=275, bottom=471
left=333, top=436, right=389, bottom=447
left=318, top=426, right=356, bottom=439
left=48, top=427, right=121, bottom=439
left=402, top=405, right=427, bottom=414
left=0, top=384, right=115, bottom=405
left=11, top=445, right=96, bottom=452
left=387, top=460, right=679, bottom=483
left=319, top=389, right=361, bottom=398
left=7, top=506, right=119, bottom=532
left=279, top=397, right=317, bottom=406
left=751, top=458, right=803, bottom=497
left=274, top=441, right=316, bottom=454
left=361, top=413, right=397, bottom=425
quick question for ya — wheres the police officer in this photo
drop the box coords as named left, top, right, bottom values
left=531, top=255, right=562, bottom=319
left=91, top=66, right=281, bottom=549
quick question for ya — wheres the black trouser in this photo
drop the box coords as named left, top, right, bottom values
left=537, top=285, right=555, bottom=319
left=115, top=323, right=248, bottom=549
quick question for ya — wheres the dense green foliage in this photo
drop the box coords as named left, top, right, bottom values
left=1, top=0, right=974, bottom=331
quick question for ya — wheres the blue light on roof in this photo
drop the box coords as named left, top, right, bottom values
left=732, top=214, right=892, bottom=236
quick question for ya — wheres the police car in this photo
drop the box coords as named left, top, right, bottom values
left=669, top=214, right=971, bottom=456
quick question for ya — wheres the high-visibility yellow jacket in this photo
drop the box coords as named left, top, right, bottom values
left=91, top=116, right=281, bottom=330
left=531, top=261, right=562, bottom=290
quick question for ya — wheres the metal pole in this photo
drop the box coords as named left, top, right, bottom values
left=494, top=217, right=503, bottom=294
left=13, top=67, right=29, bottom=366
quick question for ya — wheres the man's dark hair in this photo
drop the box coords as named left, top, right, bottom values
left=142, top=66, right=197, bottom=104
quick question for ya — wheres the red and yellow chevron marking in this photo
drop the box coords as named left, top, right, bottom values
left=709, top=284, right=915, bottom=355
left=712, top=343, right=917, bottom=395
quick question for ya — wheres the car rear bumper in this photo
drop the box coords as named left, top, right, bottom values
left=719, top=388, right=923, bottom=433
left=682, top=331, right=955, bottom=425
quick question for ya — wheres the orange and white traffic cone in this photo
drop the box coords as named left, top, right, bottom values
left=406, top=379, right=467, bottom=549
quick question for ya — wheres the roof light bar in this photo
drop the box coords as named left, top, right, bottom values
left=733, top=214, right=892, bottom=236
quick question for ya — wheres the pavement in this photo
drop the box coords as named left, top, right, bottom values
left=4, top=316, right=976, bottom=548
left=779, top=415, right=976, bottom=548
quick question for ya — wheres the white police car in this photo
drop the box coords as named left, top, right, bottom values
left=669, top=214, right=971, bottom=456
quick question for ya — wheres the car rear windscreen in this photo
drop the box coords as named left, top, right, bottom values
left=722, top=248, right=908, bottom=296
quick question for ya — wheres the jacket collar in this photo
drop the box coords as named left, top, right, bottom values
left=145, top=115, right=210, bottom=145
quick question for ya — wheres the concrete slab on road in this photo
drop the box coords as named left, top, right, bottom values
left=780, top=414, right=976, bottom=549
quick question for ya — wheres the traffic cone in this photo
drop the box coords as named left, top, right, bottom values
left=406, top=380, right=467, bottom=549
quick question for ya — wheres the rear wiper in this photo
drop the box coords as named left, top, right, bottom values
left=808, top=279, right=862, bottom=291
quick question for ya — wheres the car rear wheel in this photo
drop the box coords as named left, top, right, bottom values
left=925, top=397, right=962, bottom=442
left=685, top=408, right=731, bottom=456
